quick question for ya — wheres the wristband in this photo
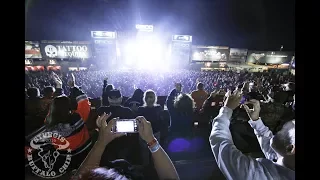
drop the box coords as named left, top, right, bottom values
left=147, top=138, right=157, bottom=147
left=251, top=117, right=261, bottom=121
left=148, top=141, right=161, bottom=153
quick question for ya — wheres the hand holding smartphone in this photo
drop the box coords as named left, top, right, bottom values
left=112, top=119, right=138, bottom=133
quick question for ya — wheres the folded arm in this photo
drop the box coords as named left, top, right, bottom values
left=209, top=107, right=268, bottom=180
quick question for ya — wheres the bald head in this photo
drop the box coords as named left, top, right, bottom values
left=271, top=120, right=295, bottom=156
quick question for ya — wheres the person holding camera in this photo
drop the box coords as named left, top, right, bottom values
left=209, top=90, right=295, bottom=180
left=75, top=113, right=179, bottom=180
left=97, top=89, right=140, bottom=165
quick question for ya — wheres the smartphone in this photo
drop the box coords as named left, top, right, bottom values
left=113, top=119, right=138, bottom=133
left=240, top=96, right=247, bottom=104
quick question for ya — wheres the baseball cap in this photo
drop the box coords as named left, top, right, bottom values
left=108, top=89, right=122, bottom=99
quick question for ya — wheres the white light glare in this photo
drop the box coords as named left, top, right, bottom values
left=193, top=52, right=201, bottom=59
left=123, top=38, right=166, bottom=70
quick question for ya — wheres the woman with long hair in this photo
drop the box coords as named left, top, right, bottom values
left=137, top=90, right=164, bottom=166
left=45, top=74, right=91, bottom=151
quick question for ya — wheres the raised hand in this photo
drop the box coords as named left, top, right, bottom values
left=242, top=99, right=261, bottom=121
left=241, top=81, right=249, bottom=93
left=67, top=73, right=75, bottom=87
left=96, top=113, right=125, bottom=145
left=136, top=116, right=155, bottom=143
left=224, top=90, right=242, bottom=110
left=52, top=72, right=62, bottom=88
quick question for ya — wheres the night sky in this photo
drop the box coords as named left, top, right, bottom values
left=25, top=0, right=295, bottom=51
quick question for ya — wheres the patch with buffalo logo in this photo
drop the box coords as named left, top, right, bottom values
left=26, top=132, right=72, bottom=178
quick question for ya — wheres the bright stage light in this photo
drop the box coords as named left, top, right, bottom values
left=193, top=52, right=201, bottom=59
left=123, top=38, right=166, bottom=70
left=116, top=47, right=121, bottom=57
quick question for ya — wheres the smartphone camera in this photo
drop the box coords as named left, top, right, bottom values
left=240, top=96, right=247, bottom=104
left=113, top=119, right=138, bottom=133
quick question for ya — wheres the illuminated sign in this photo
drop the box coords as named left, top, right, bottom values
left=229, top=48, right=248, bottom=61
left=247, top=51, right=293, bottom=64
left=40, top=41, right=92, bottom=59
left=135, top=24, right=153, bottom=32
left=172, top=35, right=192, bottom=42
left=171, top=42, right=191, bottom=63
left=49, top=59, right=56, bottom=65
left=196, top=46, right=228, bottom=49
left=94, top=39, right=114, bottom=44
left=192, top=46, right=229, bottom=61
left=91, top=31, right=116, bottom=39
left=252, top=53, right=265, bottom=60
left=172, top=43, right=190, bottom=48
left=25, top=41, right=42, bottom=58
left=219, top=62, right=227, bottom=68
left=266, top=54, right=288, bottom=58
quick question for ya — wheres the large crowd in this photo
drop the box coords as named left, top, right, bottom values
left=25, top=70, right=294, bottom=98
left=25, top=69, right=295, bottom=180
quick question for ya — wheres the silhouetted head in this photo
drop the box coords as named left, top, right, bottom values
left=197, top=82, right=204, bottom=90
left=43, top=86, right=55, bottom=98
left=45, top=95, right=72, bottom=128
left=174, top=93, right=195, bottom=115
left=105, top=84, right=114, bottom=93
left=108, top=89, right=122, bottom=106
left=132, top=88, right=144, bottom=100
left=27, top=87, right=40, bottom=98
left=79, top=168, right=129, bottom=180
left=78, top=159, right=143, bottom=180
